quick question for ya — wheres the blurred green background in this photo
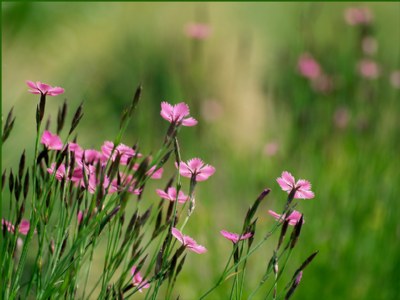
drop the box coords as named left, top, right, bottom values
left=2, top=2, right=400, bottom=299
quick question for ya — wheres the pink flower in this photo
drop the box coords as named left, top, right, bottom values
left=131, top=266, right=150, bottom=292
left=390, top=70, right=400, bottom=89
left=185, top=23, right=211, bottom=40
left=77, top=211, right=84, bottom=225
left=156, top=187, right=189, bottom=203
left=362, top=36, right=378, bottom=55
left=101, top=141, right=141, bottom=165
left=26, top=81, right=64, bottom=96
left=277, top=171, right=314, bottom=199
left=220, top=230, right=253, bottom=244
left=171, top=227, right=207, bottom=254
left=160, top=102, right=198, bottom=126
left=268, top=210, right=304, bottom=226
left=176, top=158, right=215, bottom=182
left=298, top=54, right=321, bottom=80
left=358, top=59, right=380, bottom=79
left=47, top=163, right=67, bottom=181
left=109, top=173, right=141, bottom=195
left=344, top=7, right=373, bottom=26
left=132, top=164, right=164, bottom=179
left=41, top=130, right=63, bottom=150
left=2, top=219, right=31, bottom=235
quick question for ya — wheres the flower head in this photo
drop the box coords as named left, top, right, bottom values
left=176, top=158, right=215, bottom=182
left=131, top=266, right=150, bottom=292
left=185, top=23, right=211, bottom=40
left=358, top=59, right=380, bottom=80
left=277, top=171, right=314, bottom=199
left=2, top=219, right=31, bottom=235
left=101, top=141, right=141, bottom=165
left=47, top=163, right=67, bottom=181
left=41, top=130, right=63, bottom=150
left=344, top=7, right=373, bottom=26
left=160, top=102, right=198, bottom=126
left=26, top=81, right=64, bottom=96
left=156, top=187, right=189, bottom=203
left=171, top=227, right=207, bottom=254
left=220, top=230, right=253, bottom=244
left=298, top=54, right=321, bottom=80
left=268, top=210, right=304, bottom=226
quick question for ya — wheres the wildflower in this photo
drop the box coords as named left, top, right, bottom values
left=362, top=36, right=378, bottom=55
left=77, top=211, right=84, bottom=225
left=160, top=102, right=198, bottom=126
left=109, top=174, right=141, bottom=195
left=26, top=81, right=65, bottom=96
left=131, top=266, right=150, bottom=292
left=132, top=164, right=163, bottom=179
left=344, top=7, right=373, bottom=26
left=101, top=141, right=141, bottom=165
left=2, top=218, right=31, bottom=235
left=47, top=163, right=67, bottom=181
left=171, top=227, right=207, bottom=254
left=220, top=230, right=253, bottom=243
left=268, top=210, right=304, bottom=226
left=176, top=158, right=215, bottom=182
left=298, top=54, right=321, bottom=80
left=156, top=187, right=189, bottom=203
left=185, top=23, right=211, bottom=40
left=277, top=171, right=314, bottom=199
left=358, top=59, right=380, bottom=79
left=390, top=70, right=400, bottom=89
left=41, top=130, right=63, bottom=150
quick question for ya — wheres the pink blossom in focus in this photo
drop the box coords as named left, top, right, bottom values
left=277, top=171, right=314, bottom=199
left=298, top=54, right=321, bottom=80
left=176, top=158, right=215, bottom=182
left=41, top=130, right=63, bottom=150
left=390, top=70, right=400, bottom=89
left=344, top=7, right=373, bottom=26
left=268, top=210, right=304, bottom=226
left=358, top=59, right=380, bottom=79
left=47, top=163, right=67, bottom=181
left=171, top=227, right=207, bottom=254
left=26, top=81, right=65, bottom=96
left=156, top=187, right=189, bottom=203
left=220, top=230, right=253, bottom=244
left=131, top=266, right=150, bottom=292
left=160, top=102, right=198, bottom=126
left=185, top=23, right=211, bottom=40
left=101, top=141, right=141, bottom=165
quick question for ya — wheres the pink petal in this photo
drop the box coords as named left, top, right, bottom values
left=195, top=173, right=212, bottom=182
left=171, top=227, right=185, bottom=244
left=28, top=90, right=41, bottom=94
left=268, top=210, right=285, bottom=222
left=174, top=102, right=190, bottom=120
left=48, top=87, right=65, bottom=96
left=220, top=230, right=239, bottom=243
left=287, top=211, right=304, bottom=225
left=295, top=189, right=315, bottom=199
left=181, top=117, right=198, bottom=126
left=296, top=179, right=311, bottom=190
left=156, top=189, right=170, bottom=200
left=161, top=102, right=174, bottom=122
left=189, top=244, right=207, bottom=254
left=176, top=162, right=192, bottom=178
left=188, top=158, right=204, bottom=171
left=37, top=82, right=51, bottom=93
left=200, top=165, right=216, bottom=176
left=19, top=219, right=30, bottom=235
left=26, top=80, right=38, bottom=89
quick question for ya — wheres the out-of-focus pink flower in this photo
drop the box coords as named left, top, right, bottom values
left=311, top=74, right=334, bottom=94
left=362, top=36, right=378, bottom=55
left=160, top=102, right=198, bottom=126
left=344, top=7, right=373, bottom=26
left=82, top=149, right=102, bottom=165
left=298, top=54, right=321, bottom=80
left=201, top=99, right=223, bottom=123
left=68, top=142, right=84, bottom=159
left=220, top=230, right=253, bottom=244
left=176, top=158, right=215, bottom=182
left=358, top=59, right=380, bottom=79
left=156, top=187, right=189, bottom=203
left=41, top=130, right=63, bottom=150
left=277, top=171, right=314, bottom=199
left=263, top=142, right=279, bottom=157
left=132, top=164, right=163, bottom=179
left=2, top=219, right=32, bottom=235
left=101, top=141, right=141, bottom=165
left=131, top=266, right=150, bottom=292
left=185, top=23, right=211, bottom=40
left=333, top=107, right=350, bottom=129
left=26, top=81, right=64, bottom=96
left=268, top=210, right=304, bottom=226
left=77, top=211, right=84, bottom=225
left=109, top=173, right=141, bottom=195
left=47, top=163, right=67, bottom=181
left=390, top=70, right=400, bottom=89
left=171, top=227, right=207, bottom=254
